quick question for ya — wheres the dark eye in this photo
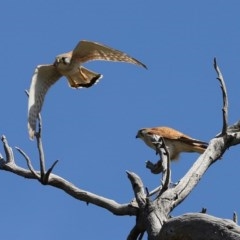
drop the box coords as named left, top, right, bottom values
left=62, top=57, right=70, bottom=64
left=137, top=130, right=144, bottom=138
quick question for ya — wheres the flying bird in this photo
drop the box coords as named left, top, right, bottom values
left=28, top=40, right=147, bottom=139
left=136, top=126, right=208, bottom=161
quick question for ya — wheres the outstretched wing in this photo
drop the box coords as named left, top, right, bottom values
left=70, top=40, right=147, bottom=69
left=28, top=65, right=61, bottom=139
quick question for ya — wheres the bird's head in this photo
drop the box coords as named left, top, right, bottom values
left=136, top=129, right=146, bottom=139
left=54, top=55, right=71, bottom=66
left=136, top=128, right=158, bottom=151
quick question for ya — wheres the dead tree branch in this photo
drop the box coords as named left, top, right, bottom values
left=127, top=172, right=147, bottom=240
left=15, top=146, right=39, bottom=178
left=155, top=137, right=171, bottom=195
left=214, top=58, right=228, bottom=134
left=0, top=136, right=137, bottom=217
left=126, top=135, right=174, bottom=240
left=159, top=213, right=240, bottom=240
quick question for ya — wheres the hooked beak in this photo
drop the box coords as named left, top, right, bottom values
left=53, top=59, right=59, bottom=67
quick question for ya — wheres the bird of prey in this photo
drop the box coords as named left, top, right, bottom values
left=28, top=40, right=147, bottom=139
left=136, top=126, right=208, bottom=161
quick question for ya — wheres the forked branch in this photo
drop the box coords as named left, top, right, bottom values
left=0, top=135, right=138, bottom=216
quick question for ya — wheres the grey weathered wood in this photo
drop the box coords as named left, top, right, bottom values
left=159, top=213, right=240, bottom=240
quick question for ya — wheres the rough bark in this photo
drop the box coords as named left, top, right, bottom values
left=159, top=213, right=240, bottom=240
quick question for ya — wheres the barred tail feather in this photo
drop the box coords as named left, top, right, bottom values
left=66, top=66, right=102, bottom=88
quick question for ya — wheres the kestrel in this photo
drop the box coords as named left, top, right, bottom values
left=28, top=40, right=147, bottom=139
left=136, top=126, right=208, bottom=161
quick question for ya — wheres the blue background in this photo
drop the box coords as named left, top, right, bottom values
left=0, top=1, right=240, bottom=239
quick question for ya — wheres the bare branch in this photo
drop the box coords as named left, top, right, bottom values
left=214, top=58, right=228, bottom=134
left=36, top=114, right=46, bottom=178
left=0, top=135, right=137, bottom=216
left=159, top=59, right=236, bottom=211
left=126, top=171, right=148, bottom=240
left=148, top=186, right=161, bottom=197
left=168, top=137, right=219, bottom=209
left=126, top=171, right=146, bottom=208
left=15, top=146, right=40, bottom=179
left=155, top=137, right=171, bottom=195
left=144, top=136, right=171, bottom=199
left=0, top=158, right=137, bottom=215
left=154, top=126, right=239, bottom=214
left=1, top=135, right=14, bottom=163
left=34, top=113, right=59, bottom=184
left=127, top=223, right=145, bottom=240
left=25, top=89, right=47, bottom=181
left=233, top=212, right=238, bottom=224
left=145, top=136, right=171, bottom=194
left=42, top=160, right=59, bottom=184
left=201, top=208, right=207, bottom=214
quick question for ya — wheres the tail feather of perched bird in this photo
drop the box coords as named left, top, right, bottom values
left=28, top=40, right=147, bottom=139
left=136, top=126, right=208, bottom=161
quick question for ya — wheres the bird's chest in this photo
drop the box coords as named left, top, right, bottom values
left=163, top=139, right=178, bottom=155
left=142, top=136, right=174, bottom=153
left=164, top=139, right=190, bottom=160
left=56, top=62, right=78, bottom=76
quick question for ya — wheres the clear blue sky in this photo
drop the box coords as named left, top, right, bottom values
left=1, top=1, right=240, bottom=239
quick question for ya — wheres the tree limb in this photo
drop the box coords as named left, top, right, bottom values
left=214, top=58, right=228, bottom=134
left=0, top=137, right=137, bottom=217
left=15, top=146, right=40, bottom=179
left=1, top=135, right=14, bottom=163
left=36, top=114, right=46, bottom=178
left=159, top=213, right=240, bottom=240
left=127, top=171, right=146, bottom=208
left=155, top=137, right=171, bottom=196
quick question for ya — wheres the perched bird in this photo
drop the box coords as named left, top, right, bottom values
left=136, top=126, right=208, bottom=161
left=28, top=40, right=147, bottom=139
